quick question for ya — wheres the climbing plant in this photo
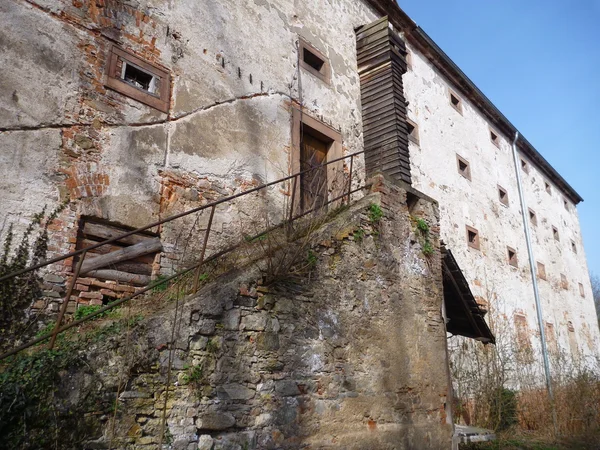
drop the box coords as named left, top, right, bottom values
left=0, top=202, right=68, bottom=351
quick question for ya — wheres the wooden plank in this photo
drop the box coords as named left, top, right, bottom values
left=86, top=270, right=151, bottom=286
left=80, top=238, right=162, bottom=274
left=83, top=222, right=155, bottom=246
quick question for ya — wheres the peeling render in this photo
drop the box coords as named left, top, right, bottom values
left=403, top=40, right=600, bottom=370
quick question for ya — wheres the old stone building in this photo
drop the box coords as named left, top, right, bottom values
left=0, top=0, right=599, bottom=447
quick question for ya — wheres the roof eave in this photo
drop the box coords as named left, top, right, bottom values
left=364, top=0, right=583, bottom=205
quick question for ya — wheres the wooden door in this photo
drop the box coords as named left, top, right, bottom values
left=300, top=133, right=328, bottom=212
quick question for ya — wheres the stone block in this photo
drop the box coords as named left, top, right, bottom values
left=197, top=435, right=214, bottom=450
left=256, top=332, right=279, bottom=351
left=240, top=313, right=267, bottom=331
left=274, top=380, right=300, bottom=396
left=222, top=309, right=241, bottom=330
left=197, top=320, right=216, bottom=335
left=44, top=274, right=65, bottom=284
left=189, top=335, right=208, bottom=351
left=216, top=383, right=255, bottom=400
left=196, top=412, right=235, bottom=431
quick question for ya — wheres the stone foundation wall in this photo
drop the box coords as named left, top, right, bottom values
left=58, top=177, right=452, bottom=450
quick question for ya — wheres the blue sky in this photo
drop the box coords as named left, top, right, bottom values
left=398, top=0, right=600, bottom=278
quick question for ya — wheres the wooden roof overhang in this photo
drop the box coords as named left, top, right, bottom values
left=442, top=247, right=495, bottom=344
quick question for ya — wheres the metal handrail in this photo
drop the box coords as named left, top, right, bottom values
left=0, top=150, right=368, bottom=360
left=0, top=150, right=364, bottom=283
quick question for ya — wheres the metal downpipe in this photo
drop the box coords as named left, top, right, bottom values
left=511, top=131, right=558, bottom=436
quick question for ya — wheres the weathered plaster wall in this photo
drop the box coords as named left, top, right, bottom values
left=0, top=0, right=381, bottom=316
left=17, top=182, right=452, bottom=450
left=402, top=41, right=600, bottom=369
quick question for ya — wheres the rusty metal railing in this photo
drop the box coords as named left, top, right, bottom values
left=0, top=150, right=368, bottom=360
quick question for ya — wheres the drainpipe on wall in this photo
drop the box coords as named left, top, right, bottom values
left=511, top=131, right=558, bottom=437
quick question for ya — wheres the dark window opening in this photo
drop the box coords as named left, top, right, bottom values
left=553, top=226, right=560, bottom=241
left=507, top=247, right=518, bottom=267
left=521, top=158, right=529, bottom=174
left=298, top=39, right=330, bottom=84
left=406, top=191, right=419, bottom=213
left=490, top=129, right=499, bottom=147
left=449, top=89, right=463, bottom=114
left=406, top=119, right=419, bottom=145
left=564, top=199, right=570, bottom=211
left=451, top=94, right=460, bottom=107
left=545, top=181, right=552, bottom=194
left=466, top=226, right=480, bottom=250
left=529, top=208, right=537, bottom=226
left=571, top=240, right=577, bottom=254
left=303, top=48, right=325, bottom=72
left=457, top=155, right=471, bottom=180
left=498, top=186, right=508, bottom=206
left=122, top=62, right=158, bottom=94
left=105, top=46, right=170, bottom=113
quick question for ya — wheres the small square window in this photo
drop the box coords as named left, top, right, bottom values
left=571, top=240, right=577, bottom=254
left=498, top=185, right=509, bottom=206
left=545, top=181, right=552, bottom=195
left=563, top=199, right=570, bottom=212
left=299, top=39, right=330, bottom=84
left=466, top=225, right=480, bottom=250
left=406, top=118, right=419, bottom=145
left=507, top=246, right=518, bottom=267
left=105, top=46, right=170, bottom=113
left=552, top=226, right=560, bottom=241
left=456, top=154, right=471, bottom=181
left=490, top=128, right=500, bottom=148
left=520, top=158, right=530, bottom=174
left=579, top=283, right=585, bottom=298
left=528, top=208, right=537, bottom=227
left=449, top=89, right=463, bottom=114
left=561, top=274, right=568, bottom=290
left=537, top=262, right=546, bottom=280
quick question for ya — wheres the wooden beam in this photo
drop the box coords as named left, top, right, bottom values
left=83, top=222, right=155, bottom=246
left=80, top=238, right=162, bottom=274
left=86, top=270, right=151, bottom=286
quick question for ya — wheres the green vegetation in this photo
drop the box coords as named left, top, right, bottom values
left=0, top=202, right=68, bottom=351
left=422, top=240, right=434, bottom=257
left=0, top=310, right=146, bottom=448
left=353, top=227, right=365, bottom=242
left=368, top=203, right=383, bottom=223
left=489, top=388, right=518, bottom=431
left=412, top=216, right=434, bottom=258
left=415, top=217, right=429, bottom=233
left=306, top=249, right=318, bottom=268
left=74, top=304, right=112, bottom=321
left=206, top=338, right=220, bottom=354
left=151, top=274, right=172, bottom=293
